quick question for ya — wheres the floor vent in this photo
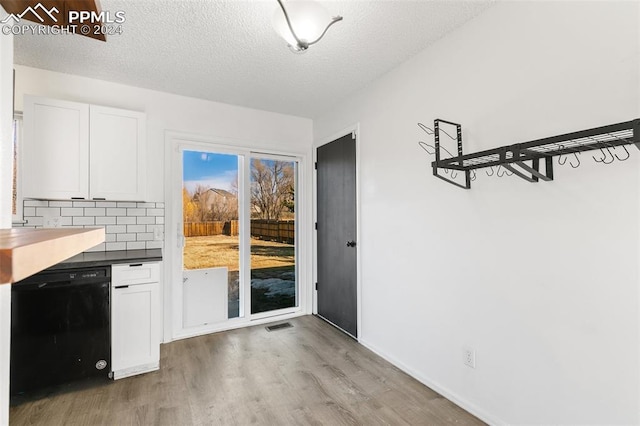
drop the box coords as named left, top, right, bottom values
left=265, top=322, right=293, bottom=332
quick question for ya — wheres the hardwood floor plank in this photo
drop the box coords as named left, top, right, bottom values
left=10, top=315, right=484, bottom=425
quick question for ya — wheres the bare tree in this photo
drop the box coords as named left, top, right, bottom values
left=191, top=184, right=213, bottom=222
left=208, top=189, right=238, bottom=221
left=250, top=159, right=294, bottom=220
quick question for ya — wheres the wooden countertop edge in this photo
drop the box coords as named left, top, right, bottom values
left=0, top=228, right=106, bottom=284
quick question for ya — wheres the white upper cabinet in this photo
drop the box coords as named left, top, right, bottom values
left=22, top=95, right=147, bottom=201
left=90, top=106, right=146, bottom=201
left=23, top=97, right=90, bottom=199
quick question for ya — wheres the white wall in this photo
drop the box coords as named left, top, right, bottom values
left=0, top=7, right=13, bottom=425
left=314, top=2, right=639, bottom=424
left=14, top=65, right=313, bottom=201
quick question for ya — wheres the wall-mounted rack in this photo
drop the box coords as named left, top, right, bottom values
left=420, top=118, right=640, bottom=189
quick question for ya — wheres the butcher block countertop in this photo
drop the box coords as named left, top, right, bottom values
left=0, top=228, right=105, bottom=283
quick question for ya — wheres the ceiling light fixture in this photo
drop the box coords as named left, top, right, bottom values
left=273, top=0, right=343, bottom=53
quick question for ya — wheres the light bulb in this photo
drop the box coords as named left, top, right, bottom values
left=273, top=1, right=333, bottom=50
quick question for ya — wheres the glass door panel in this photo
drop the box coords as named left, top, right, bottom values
left=182, top=150, right=242, bottom=322
left=249, top=157, right=298, bottom=314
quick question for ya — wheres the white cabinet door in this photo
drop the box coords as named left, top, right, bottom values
left=111, top=264, right=160, bottom=379
left=90, top=106, right=146, bottom=201
left=23, top=96, right=89, bottom=199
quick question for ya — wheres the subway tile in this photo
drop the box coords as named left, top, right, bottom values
left=106, top=225, right=126, bottom=234
left=136, top=216, right=155, bottom=225
left=126, top=241, right=146, bottom=250
left=117, top=233, right=136, bottom=242
left=24, top=216, right=44, bottom=226
left=96, top=216, right=117, bottom=225
left=23, top=207, right=35, bottom=217
left=136, top=202, right=155, bottom=208
left=95, top=201, right=117, bottom=208
left=73, top=201, right=95, bottom=208
left=24, top=200, right=49, bottom=207
left=106, top=242, right=126, bottom=251
left=137, top=232, right=154, bottom=241
left=84, top=208, right=106, bottom=216
left=85, top=243, right=106, bottom=253
left=106, top=208, right=126, bottom=216
left=117, top=216, right=136, bottom=225
left=156, top=216, right=164, bottom=225
left=127, top=208, right=145, bottom=216
left=36, top=207, right=61, bottom=217
left=49, top=201, right=73, bottom=207
left=146, top=208, right=164, bottom=216
left=61, top=207, right=84, bottom=216
left=73, top=216, right=95, bottom=226
left=105, top=234, right=116, bottom=243
left=60, top=217, right=73, bottom=226
left=116, top=202, right=137, bottom=208
left=145, top=241, right=163, bottom=249
left=127, top=224, right=146, bottom=233
left=146, top=224, right=163, bottom=233
left=156, top=203, right=165, bottom=208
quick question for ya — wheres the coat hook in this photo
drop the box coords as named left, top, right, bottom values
left=417, top=123, right=434, bottom=135
left=593, top=147, right=607, bottom=163
left=418, top=141, right=435, bottom=155
left=602, top=146, right=615, bottom=164
left=569, top=152, right=580, bottom=168
left=614, top=145, right=630, bottom=161
left=485, top=166, right=494, bottom=177
left=557, top=144, right=567, bottom=165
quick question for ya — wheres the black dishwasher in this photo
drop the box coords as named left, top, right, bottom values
left=10, top=266, right=111, bottom=397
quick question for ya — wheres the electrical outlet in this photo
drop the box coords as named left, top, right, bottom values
left=43, top=216, right=61, bottom=228
left=153, top=226, right=163, bottom=241
left=463, top=347, right=476, bottom=369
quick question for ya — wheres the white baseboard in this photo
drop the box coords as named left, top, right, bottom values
left=358, top=338, right=506, bottom=426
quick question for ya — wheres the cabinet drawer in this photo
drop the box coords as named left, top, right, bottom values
left=112, top=263, right=159, bottom=287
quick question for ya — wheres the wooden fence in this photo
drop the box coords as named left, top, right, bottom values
left=183, top=220, right=293, bottom=244
left=250, top=220, right=295, bottom=244
left=184, top=221, right=238, bottom=237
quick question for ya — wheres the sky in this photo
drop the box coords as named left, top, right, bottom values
left=183, top=151, right=238, bottom=193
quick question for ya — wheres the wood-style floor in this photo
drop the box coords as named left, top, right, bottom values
left=10, top=315, right=484, bottom=425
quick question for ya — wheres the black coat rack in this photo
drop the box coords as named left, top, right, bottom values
left=418, top=118, right=640, bottom=189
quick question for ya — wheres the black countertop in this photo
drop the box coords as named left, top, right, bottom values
left=47, top=249, right=163, bottom=270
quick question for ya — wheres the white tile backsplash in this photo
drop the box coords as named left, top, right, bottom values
left=18, top=199, right=164, bottom=251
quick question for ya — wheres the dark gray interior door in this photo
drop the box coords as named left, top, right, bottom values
left=316, top=133, right=357, bottom=338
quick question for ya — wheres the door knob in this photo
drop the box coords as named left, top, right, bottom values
left=346, top=241, right=357, bottom=247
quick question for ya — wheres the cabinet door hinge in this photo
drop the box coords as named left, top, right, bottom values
left=315, top=222, right=317, bottom=230
left=314, top=162, right=317, bottom=170
left=315, top=282, right=318, bottom=291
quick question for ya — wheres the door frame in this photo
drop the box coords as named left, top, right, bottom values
left=313, top=123, right=362, bottom=340
left=164, top=130, right=311, bottom=342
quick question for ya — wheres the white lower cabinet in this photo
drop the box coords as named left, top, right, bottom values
left=111, top=262, right=160, bottom=379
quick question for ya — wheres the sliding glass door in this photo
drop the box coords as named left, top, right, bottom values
left=178, top=145, right=299, bottom=332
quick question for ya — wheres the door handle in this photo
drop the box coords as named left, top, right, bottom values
left=346, top=241, right=357, bottom=247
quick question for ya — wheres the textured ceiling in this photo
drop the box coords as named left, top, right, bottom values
left=13, top=0, right=494, bottom=118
